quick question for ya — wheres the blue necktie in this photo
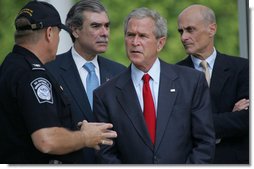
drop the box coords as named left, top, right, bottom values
left=83, top=62, right=99, bottom=109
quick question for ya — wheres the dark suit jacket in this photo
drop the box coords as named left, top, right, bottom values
left=177, top=51, right=249, bottom=164
left=94, top=60, right=215, bottom=164
left=46, top=49, right=126, bottom=163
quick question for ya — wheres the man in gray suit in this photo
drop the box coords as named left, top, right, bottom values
left=94, top=7, right=215, bottom=164
left=46, top=0, right=125, bottom=163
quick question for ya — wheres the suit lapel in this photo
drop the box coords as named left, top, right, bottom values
left=98, top=56, right=112, bottom=83
left=155, top=61, right=178, bottom=151
left=181, top=55, right=195, bottom=68
left=116, top=68, right=154, bottom=150
left=115, top=63, right=179, bottom=151
left=180, top=54, right=231, bottom=100
left=210, top=52, right=231, bottom=98
left=59, top=52, right=94, bottom=121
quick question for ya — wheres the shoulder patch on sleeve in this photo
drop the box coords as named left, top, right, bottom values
left=30, top=77, right=53, bottom=104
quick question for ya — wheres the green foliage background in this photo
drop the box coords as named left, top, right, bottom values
left=0, top=0, right=239, bottom=66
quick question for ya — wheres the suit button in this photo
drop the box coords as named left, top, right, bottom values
left=154, top=156, right=158, bottom=163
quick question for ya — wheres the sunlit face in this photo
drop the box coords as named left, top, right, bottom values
left=73, top=11, right=110, bottom=57
left=125, top=17, right=165, bottom=72
left=177, top=10, right=215, bottom=58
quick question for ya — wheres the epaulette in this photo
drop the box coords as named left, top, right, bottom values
left=25, top=55, right=46, bottom=71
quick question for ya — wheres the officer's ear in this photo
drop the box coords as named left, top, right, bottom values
left=44, top=27, right=52, bottom=42
left=45, top=26, right=56, bottom=43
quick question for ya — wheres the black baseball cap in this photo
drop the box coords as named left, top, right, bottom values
left=15, top=0, right=70, bottom=32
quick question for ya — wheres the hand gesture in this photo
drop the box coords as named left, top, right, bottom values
left=78, top=120, right=117, bottom=150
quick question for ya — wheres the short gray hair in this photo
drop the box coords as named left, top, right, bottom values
left=124, top=7, right=167, bottom=39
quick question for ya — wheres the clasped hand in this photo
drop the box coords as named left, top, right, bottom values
left=78, top=120, right=117, bottom=150
left=232, top=98, right=249, bottom=112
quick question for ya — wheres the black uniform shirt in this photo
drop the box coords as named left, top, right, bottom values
left=0, top=45, right=82, bottom=163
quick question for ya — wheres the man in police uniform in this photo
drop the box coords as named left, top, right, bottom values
left=0, top=1, right=117, bottom=164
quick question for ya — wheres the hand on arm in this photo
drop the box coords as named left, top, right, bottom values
left=232, top=98, right=249, bottom=112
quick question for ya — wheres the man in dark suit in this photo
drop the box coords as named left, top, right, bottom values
left=177, top=5, right=249, bottom=164
left=46, top=0, right=125, bottom=163
left=94, top=7, right=215, bottom=164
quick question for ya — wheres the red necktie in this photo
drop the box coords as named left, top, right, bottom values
left=142, top=74, right=156, bottom=144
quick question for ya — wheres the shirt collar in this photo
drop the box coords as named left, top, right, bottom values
left=71, top=47, right=99, bottom=70
left=191, top=47, right=217, bottom=70
left=131, top=58, right=160, bottom=87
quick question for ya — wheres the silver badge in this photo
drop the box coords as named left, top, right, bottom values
left=30, top=77, right=53, bottom=104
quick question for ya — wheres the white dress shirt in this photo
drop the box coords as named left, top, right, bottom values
left=191, top=47, right=217, bottom=77
left=71, top=47, right=101, bottom=92
left=131, top=58, right=160, bottom=115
